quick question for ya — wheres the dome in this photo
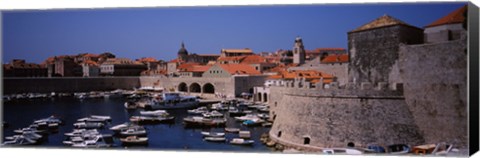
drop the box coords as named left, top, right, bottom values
left=178, top=42, right=189, bottom=56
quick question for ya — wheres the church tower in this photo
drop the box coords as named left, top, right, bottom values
left=177, top=42, right=189, bottom=61
left=293, top=36, right=306, bottom=65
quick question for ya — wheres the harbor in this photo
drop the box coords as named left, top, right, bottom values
left=2, top=90, right=273, bottom=152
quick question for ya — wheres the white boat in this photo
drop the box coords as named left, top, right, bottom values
left=91, top=115, right=111, bottom=121
left=145, top=92, right=199, bottom=110
left=235, top=114, right=260, bottom=122
left=73, top=122, right=104, bottom=129
left=70, top=135, right=111, bottom=148
left=109, top=123, right=130, bottom=132
left=140, top=110, right=169, bottom=116
left=224, top=128, right=240, bottom=133
left=204, top=137, right=226, bottom=142
left=64, top=129, right=99, bottom=137
left=322, top=148, right=364, bottom=155
left=239, top=131, right=251, bottom=139
left=200, top=132, right=225, bottom=137
left=33, top=115, right=63, bottom=126
left=187, top=107, right=208, bottom=115
left=120, top=126, right=147, bottom=136
left=77, top=117, right=108, bottom=123
left=257, top=113, right=270, bottom=119
left=124, top=101, right=137, bottom=109
left=202, top=110, right=224, bottom=118
left=229, top=138, right=254, bottom=145
left=120, top=136, right=148, bottom=145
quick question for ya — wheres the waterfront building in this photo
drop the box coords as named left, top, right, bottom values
left=220, top=48, right=254, bottom=57
left=81, top=60, right=100, bottom=77
left=177, top=63, right=212, bottom=77
left=54, top=56, right=83, bottom=77
left=292, top=36, right=306, bottom=65
left=99, top=58, right=147, bottom=76
left=305, top=48, right=346, bottom=60
left=202, top=64, right=261, bottom=78
left=3, top=59, right=48, bottom=77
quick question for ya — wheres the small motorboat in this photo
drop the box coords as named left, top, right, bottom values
left=120, top=126, right=147, bottom=136
left=109, top=123, right=130, bottom=132
left=120, top=136, right=148, bottom=145
left=224, top=128, right=240, bottom=133
left=73, top=122, right=104, bottom=129
left=239, top=131, right=251, bottom=139
left=229, top=138, right=254, bottom=145
left=242, top=119, right=265, bottom=126
left=91, top=115, right=111, bottom=121
left=140, top=110, right=169, bottom=116
left=322, top=148, right=364, bottom=155
left=387, top=144, right=411, bottom=154
left=124, top=101, right=138, bottom=110
left=204, top=137, right=226, bottom=142
left=200, top=132, right=225, bottom=137
left=202, top=110, right=224, bottom=118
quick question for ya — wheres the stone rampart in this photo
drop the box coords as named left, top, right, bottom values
left=399, top=38, right=467, bottom=147
left=267, top=84, right=422, bottom=148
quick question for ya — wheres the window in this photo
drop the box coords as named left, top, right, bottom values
left=304, top=137, right=311, bottom=145
left=277, top=131, right=282, bottom=138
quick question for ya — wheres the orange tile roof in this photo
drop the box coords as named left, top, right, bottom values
left=321, top=54, right=349, bottom=63
left=177, top=62, right=200, bottom=71
left=425, top=5, right=467, bottom=28
left=82, top=60, right=99, bottom=66
left=83, top=53, right=99, bottom=58
left=189, top=65, right=212, bottom=72
left=349, top=14, right=418, bottom=33
left=169, top=58, right=182, bottom=63
left=267, top=70, right=334, bottom=83
left=306, top=48, right=346, bottom=54
left=240, top=55, right=267, bottom=64
left=136, top=57, right=157, bottom=63
left=217, top=64, right=261, bottom=75
left=217, top=56, right=246, bottom=62
left=221, top=48, right=253, bottom=54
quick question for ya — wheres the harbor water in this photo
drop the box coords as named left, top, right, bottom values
left=2, top=97, right=274, bottom=152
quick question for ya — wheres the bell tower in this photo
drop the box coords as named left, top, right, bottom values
left=293, top=36, right=306, bottom=65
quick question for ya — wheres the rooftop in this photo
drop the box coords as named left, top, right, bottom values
left=349, top=14, right=419, bottom=33
left=221, top=48, right=254, bottom=54
left=425, top=5, right=467, bottom=28
left=217, top=64, right=261, bottom=75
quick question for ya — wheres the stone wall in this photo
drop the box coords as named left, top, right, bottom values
left=348, top=25, right=423, bottom=84
left=289, top=56, right=349, bottom=86
left=399, top=38, right=468, bottom=147
left=3, top=77, right=140, bottom=94
left=268, top=85, right=423, bottom=148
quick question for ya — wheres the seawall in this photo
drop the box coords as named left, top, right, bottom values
left=3, top=77, right=140, bottom=94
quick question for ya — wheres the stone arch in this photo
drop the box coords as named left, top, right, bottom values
left=203, top=83, right=215, bottom=94
left=257, top=93, right=262, bottom=102
left=303, top=136, right=311, bottom=145
left=178, top=82, right=188, bottom=92
left=189, top=83, right=201, bottom=93
left=263, top=93, right=268, bottom=102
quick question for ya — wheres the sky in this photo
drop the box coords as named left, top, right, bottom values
left=1, top=2, right=466, bottom=64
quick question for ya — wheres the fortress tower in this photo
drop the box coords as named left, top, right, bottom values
left=293, top=36, right=306, bottom=65
left=347, top=15, right=423, bottom=85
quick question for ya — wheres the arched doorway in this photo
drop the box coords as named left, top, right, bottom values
left=203, top=83, right=215, bottom=94
left=303, top=137, right=311, bottom=145
left=178, top=82, right=188, bottom=92
left=257, top=93, right=262, bottom=102
left=189, top=83, right=201, bottom=93
left=263, top=93, right=268, bottom=102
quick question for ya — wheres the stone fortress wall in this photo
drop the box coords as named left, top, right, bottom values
left=267, top=81, right=424, bottom=149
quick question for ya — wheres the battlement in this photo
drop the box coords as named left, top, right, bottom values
left=269, top=77, right=404, bottom=98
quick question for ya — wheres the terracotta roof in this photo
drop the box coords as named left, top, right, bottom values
left=217, top=56, right=246, bottom=62
left=240, top=55, right=267, bottom=64
left=349, top=14, right=418, bottom=33
left=267, top=70, right=334, bottom=84
left=306, top=48, right=346, bottom=54
left=221, top=48, right=254, bottom=54
left=189, top=65, right=212, bottom=72
left=217, top=64, right=261, bottom=75
left=321, top=54, right=349, bottom=63
left=177, top=62, right=200, bottom=71
left=425, top=5, right=467, bottom=28
left=169, top=58, right=182, bottom=63
left=101, top=58, right=142, bottom=65
left=136, top=57, right=157, bottom=63
left=83, top=53, right=99, bottom=58
left=82, top=60, right=99, bottom=66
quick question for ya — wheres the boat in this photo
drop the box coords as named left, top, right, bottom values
left=64, top=129, right=99, bottom=137
left=224, top=128, right=240, bottom=133
left=242, top=119, right=265, bottom=126
left=144, top=92, right=199, bottom=110
left=33, top=115, right=63, bottom=126
left=120, top=136, right=149, bottom=145
left=257, top=113, right=270, bottom=119
left=387, top=144, right=411, bottom=154
left=109, top=123, right=130, bottom=132
left=202, top=110, right=224, bottom=118
left=13, top=127, right=47, bottom=135
left=234, top=114, right=260, bottom=122
left=322, top=148, right=364, bottom=155
left=140, top=110, right=169, bottom=116
left=70, top=135, right=112, bottom=148
left=431, top=142, right=454, bottom=156
left=261, top=122, right=273, bottom=127
left=228, top=109, right=247, bottom=117
left=187, top=107, right=208, bottom=115
left=91, top=115, right=112, bottom=121
left=2, top=136, right=38, bottom=146
left=73, top=122, right=104, bottom=129
left=229, top=138, right=254, bottom=145
left=183, top=117, right=226, bottom=127
left=200, top=132, right=225, bottom=137
left=129, top=116, right=175, bottom=124
left=367, top=144, right=386, bottom=153
left=120, top=126, right=147, bottom=136
left=210, top=103, right=228, bottom=111
left=124, top=101, right=137, bottom=110
left=204, top=137, right=226, bottom=142
left=239, top=131, right=251, bottom=139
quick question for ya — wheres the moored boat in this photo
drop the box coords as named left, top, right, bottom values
left=224, top=128, right=240, bottom=133
left=120, top=136, right=149, bottom=145
left=229, top=138, right=254, bottom=145
left=120, top=126, right=147, bottom=136
left=200, top=132, right=225, bottom=137
left=204, top=136, right=226, bottom=142
left=183, top=117, right=226, bottom=127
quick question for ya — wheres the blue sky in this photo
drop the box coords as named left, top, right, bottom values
left=2, top=2, right=466, bottom=63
